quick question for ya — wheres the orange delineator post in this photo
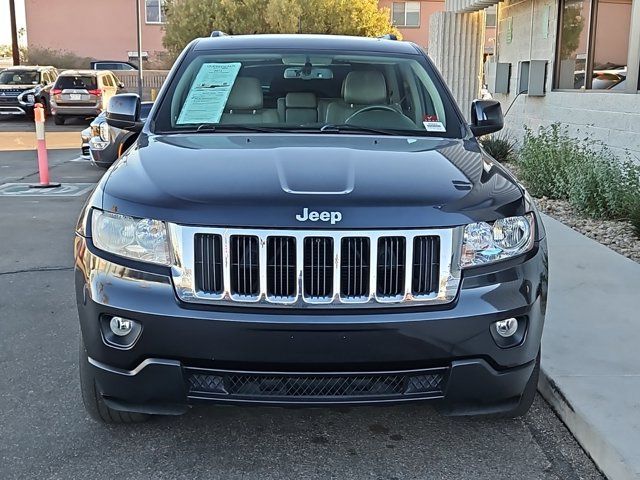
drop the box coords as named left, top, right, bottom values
left=30, top=103, right=60, bottom=189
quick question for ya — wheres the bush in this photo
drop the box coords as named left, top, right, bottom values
left=479, top=133, right=517, bottom=163
left=631, top=203, right=640, bottom=238
left=517, top=123, right=640, bottom=222
left=25, top=47, right=94, bottom=70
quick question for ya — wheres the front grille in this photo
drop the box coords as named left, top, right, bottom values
left=377, top=237, right=406, bottom=298
left=194, top=234, right=223, bottom=294
left=267, top=236, right=296, bottom=298
left=187, top=368, right=447, bottom=402
left=180, top=227, right=457, bottom=307
left=230, top=235, right=259, bottom=297
left=304, top=237, right=334, bottom=299
left=340, top=237, right=370, bottom=298
left=412, top=236, right=440, bottom=296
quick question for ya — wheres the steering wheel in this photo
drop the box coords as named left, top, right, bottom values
left=345, top=105, right=401, bottom=124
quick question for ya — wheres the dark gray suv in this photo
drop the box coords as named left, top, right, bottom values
left=75, top=34, right=548, bottom=424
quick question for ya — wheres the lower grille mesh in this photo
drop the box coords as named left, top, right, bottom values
left=187, top=369, right=447, bottom=400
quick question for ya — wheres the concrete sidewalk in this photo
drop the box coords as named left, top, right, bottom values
left=540, top=215, right=640, bottom=480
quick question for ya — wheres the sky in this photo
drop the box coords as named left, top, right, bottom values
left=0, top=0, right=27, bottom=46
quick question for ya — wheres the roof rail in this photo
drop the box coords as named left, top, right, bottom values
left=379, top=34, right=398, bottom=41
left=210, top=30, right=228, bottom=37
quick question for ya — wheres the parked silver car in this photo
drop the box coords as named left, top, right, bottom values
left=50, top=70, right=124, bottom=125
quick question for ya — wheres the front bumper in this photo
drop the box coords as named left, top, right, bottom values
left=75, top=235, right=548, bottom=415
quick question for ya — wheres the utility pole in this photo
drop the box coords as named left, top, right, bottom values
left=135, top=0, right=144, bottom=97
left=9, top=0, right=20, bottom=66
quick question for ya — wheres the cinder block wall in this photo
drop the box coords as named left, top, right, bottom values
left=492, top=0, right=640, bottom=161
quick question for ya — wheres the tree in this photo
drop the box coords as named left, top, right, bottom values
left=163, top=0, right=400, bottom=57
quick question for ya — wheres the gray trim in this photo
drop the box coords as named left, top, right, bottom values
left=627, top=0, right=640, bottom=93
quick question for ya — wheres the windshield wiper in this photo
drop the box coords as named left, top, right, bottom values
left=176, top=124, right=287, bottom=134
left=319, top=124, right=402, bottom=136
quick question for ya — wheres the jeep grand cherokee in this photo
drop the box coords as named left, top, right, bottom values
left=74, top=34, right=548, bottom=423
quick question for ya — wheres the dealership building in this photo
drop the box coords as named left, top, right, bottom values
left=429, top=0, right=640, bottom=158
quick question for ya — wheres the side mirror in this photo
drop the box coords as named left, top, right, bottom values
left=118, top=82, right=125, bottom=89
left=470, top=99, right=504, bottom=137
left=106, top=93, right=143, bottom=131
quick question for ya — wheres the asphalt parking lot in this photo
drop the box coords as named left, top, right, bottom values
left=0, top=148, right=605, bottom=480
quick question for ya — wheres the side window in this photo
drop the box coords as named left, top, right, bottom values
left=103, top=75, right=113, bottom=87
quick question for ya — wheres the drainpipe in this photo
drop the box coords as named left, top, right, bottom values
left=136, top=0, right=144, bottom=98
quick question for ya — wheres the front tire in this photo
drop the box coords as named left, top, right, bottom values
left=53, top=115, right=65, bottom=125
left=79, top=337, right=150, bottom=424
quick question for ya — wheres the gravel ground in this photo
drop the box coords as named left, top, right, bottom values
left=503, top=162, right=640, bottom=264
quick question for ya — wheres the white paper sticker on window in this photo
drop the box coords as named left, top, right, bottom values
left=177, top=62, right=242, bottom=125
left=423, top=121, right=446, bottom=132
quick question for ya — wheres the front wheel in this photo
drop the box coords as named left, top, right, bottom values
left=53, top=115, right=65, bottom=125
left=78, top=337, right=150, bottom=424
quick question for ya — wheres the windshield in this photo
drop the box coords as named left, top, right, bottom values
left=0, top=70, right=39, bottom=85
left=153, top=50, right=461, bottom=137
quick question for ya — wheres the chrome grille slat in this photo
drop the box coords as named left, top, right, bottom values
left=267, top=236, right=296, bottom=299
left=376, top=237, right=405, bottom=299
left=169, top=226, right=462, bottom=308
left=412, top=236, right=440, bottom=296
left=230, top=235, right=259, bottom=298
left=341, top=237, right=370, bottom=299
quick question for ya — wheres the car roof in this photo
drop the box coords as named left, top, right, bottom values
left=58, top=69, right=104, bottom=76
left=193, top=34, right=420, bottom=55
left=2, top=65, right=55, bottom=72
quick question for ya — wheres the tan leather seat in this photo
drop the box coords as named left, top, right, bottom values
left=284, top=92, right=318, bottom=124
left=325, top=71, right=388, bottom=124
left=220, top=77, right=278, bottom=124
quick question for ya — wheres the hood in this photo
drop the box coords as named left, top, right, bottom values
left=99, top=133, right=525, bottom=229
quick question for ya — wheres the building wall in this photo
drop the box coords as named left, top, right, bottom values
left=24, top=0, right=165, bottom=63
left=379, top=0, right=445, bottom=47
left=492, top=0, right=640, bottom=159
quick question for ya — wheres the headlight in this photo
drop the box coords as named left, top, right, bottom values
left=17, top=89, right=36, bottom=105
left=461, top=213, right=535, bottom=268
left=91, top=209, right=170, bottom=265
left=99, top=121, right=110, bottom=142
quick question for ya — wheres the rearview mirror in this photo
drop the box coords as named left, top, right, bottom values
left=470, top=100, right=503, bottom=137
left=106, top=93, right=143, bottom=131
left=284, top=67, right=333, bottom=80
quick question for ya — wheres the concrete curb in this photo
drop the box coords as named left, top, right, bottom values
left=538, top=368, right=633, bottom=480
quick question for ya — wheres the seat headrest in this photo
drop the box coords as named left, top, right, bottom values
left=285, top=92, right=317, bottom=108
left=226, top=77, right=263, bottom=110
left=343, top=71, right=387, bottom=105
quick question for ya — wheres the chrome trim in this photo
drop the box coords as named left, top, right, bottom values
left=168, top=225, right=463, bottom=308
left=0, top=106, right=26, bottom=115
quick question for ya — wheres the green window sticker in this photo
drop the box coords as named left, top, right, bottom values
left=177, top=62, right=242, bottom=125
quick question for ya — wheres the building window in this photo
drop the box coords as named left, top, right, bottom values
left=392, top=1, right=421, bottom=27
left=145, top=0, right=166, bottom=24
left=556, top=0, right=633, bottom=90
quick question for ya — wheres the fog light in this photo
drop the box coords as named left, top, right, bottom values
left=110, top=316, right=133, bottom=336
left=495, top=318, right=518, bottom=338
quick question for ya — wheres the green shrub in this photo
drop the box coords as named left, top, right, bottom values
left=630, top=202, right=640, bottom=238
left=479, top=133, right=517, bottom=163
left=516, top=123, right=640, bottom=222
left=25, top=47, right=94, bottom=70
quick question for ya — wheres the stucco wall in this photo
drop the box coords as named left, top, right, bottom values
left=492, top=0, right=640, bottom=160
left=379, top=0, right=446, bottom=47
left=24, top=0, right=165, bottom=62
